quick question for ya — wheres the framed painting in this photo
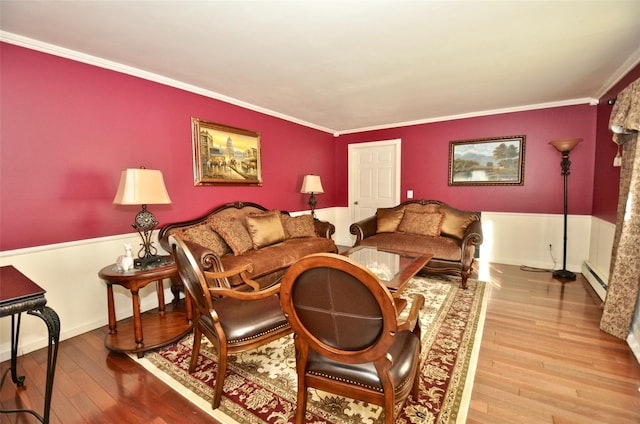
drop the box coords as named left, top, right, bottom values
left=448, top=135, right=526, bottom=186
left=192, top=118, right=262, bottom=186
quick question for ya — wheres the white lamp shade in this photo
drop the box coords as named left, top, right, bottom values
left=300, top=175, right=324, bottom=194
left=113, top=168, right=172, bottom=205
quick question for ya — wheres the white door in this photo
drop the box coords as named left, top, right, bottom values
left=348, top=139, right=401, bottom=224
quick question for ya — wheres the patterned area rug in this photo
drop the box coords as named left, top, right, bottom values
left=134, top=275, right=489, bottom=424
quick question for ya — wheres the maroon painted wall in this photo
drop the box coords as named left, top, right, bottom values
left=3, top=42, right=635, bottom=251
left=592, top=63, right=640, bottom=223
left=335, top=106, right=597, bottom=215
left=0, top=43, right=336, bottom=250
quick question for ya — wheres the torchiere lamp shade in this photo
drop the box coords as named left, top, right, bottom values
left=549, top=138, right=582, bottom=153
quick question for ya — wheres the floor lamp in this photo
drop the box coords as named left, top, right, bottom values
left=549, top=138, right=581, bottom=280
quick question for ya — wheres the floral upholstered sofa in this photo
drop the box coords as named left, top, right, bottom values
left=349, top=199, right=483, bottom=289
left=159, top=201, right=337, bottom=289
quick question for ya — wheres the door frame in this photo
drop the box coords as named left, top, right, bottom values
left=348, top=138, right=401, bottom=223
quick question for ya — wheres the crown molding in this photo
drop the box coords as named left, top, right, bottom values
left=0, top=31, right=335, bottom=135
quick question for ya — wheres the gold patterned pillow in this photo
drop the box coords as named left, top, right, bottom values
left=209, top=215, right=253, bottom=255
left=280, top=213, right=317, bottom=238
left=397, top=211, right=444, bottom=236
left=441, top=210, right=478, bottom=240
left=180, top=224, right=230, bottom=257
left=376, top=208, right=405, bottom=233
left=245, top=210, right=286, bottom=249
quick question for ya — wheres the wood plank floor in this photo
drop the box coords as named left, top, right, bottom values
left=2, top=263, right=639, bottom=423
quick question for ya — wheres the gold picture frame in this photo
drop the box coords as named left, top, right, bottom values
left=449, top=135, right=526, bottom=186
left=192, top=118, right=262, bottom=186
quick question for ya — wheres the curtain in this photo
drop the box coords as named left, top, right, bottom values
left=600, top=78, right=640, bottom=339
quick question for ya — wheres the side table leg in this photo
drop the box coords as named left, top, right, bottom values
left=106, top=283, right=117, bottom=334
left=27, top=306, right=60, bottom=424
left=156, top=279, right=166, bottom=316
left=8, top=313, right=26, bottom=387
left=131, top=289, right=144, bottom=352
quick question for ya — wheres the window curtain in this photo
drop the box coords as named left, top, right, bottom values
left=600, top=77, right=640, bottom=339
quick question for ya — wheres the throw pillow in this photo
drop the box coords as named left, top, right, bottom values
left=376, top=208, right=405, bottom=233
left=181, top=224, right=231, bottom=257
left=209, top=215, right=254, bottom=256
left=245, top=210, right=286, bottom=249
left=280, top=213, right=317, bottom=238
left=397, top=211, right=444, bottom=236
left=441, top=209, right=479, bottom=240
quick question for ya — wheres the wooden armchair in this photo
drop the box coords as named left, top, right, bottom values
left=169, top=236, right=292, bottom=410
left=280, top=253, right=425, bottom=424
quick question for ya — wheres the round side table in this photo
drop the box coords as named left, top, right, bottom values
left=98, top=257, right=192, bottom=357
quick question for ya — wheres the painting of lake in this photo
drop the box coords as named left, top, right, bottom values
left=449, top=136, right=525, bottom=186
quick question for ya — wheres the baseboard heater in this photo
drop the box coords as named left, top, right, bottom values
left=581, top=261, right=608, bottom=301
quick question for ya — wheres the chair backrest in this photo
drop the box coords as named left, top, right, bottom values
left=170, top=236, right=215, bottom=314
left=280, top=253, right=400, bottom=364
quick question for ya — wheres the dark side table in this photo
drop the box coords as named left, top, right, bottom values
left=98, top=256, right=192, bottom=358
left=0, top=265, right=60, bottom=424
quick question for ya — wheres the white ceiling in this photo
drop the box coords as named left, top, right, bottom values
left=2, top=1, right=640, bottom=134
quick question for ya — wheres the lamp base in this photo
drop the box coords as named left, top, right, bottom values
left=552, top=269, right=576, bottom=280
left=134, top=255, right=164, bottom=269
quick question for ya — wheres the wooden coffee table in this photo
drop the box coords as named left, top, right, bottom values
left=341, top=246, right=432, bottom=301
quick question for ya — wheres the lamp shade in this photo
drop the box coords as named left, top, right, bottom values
left=113, top=168, right=172, bottom=205
left=549, top=138, right=582, bottom=153
left=300, top=175, right=324, bottom=194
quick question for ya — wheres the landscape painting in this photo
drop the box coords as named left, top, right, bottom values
left=449, top=135, right=525, bottom=186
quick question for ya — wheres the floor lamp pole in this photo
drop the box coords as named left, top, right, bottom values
left=550, top=140, right=580, bottom=280
left=553, top=151, right=575, bottom=279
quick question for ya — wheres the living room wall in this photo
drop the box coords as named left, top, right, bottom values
left=334, top=105, right=597, bottom=216
left=0, top=43, right=337, bottom=251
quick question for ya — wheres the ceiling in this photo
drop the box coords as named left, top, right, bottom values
left=2, top=1, right=640, bottom=134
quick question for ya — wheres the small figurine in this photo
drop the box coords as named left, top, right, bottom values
left=116, top=243, right=135, bottom=271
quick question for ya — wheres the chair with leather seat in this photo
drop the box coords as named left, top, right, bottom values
left=280, top=252, right=425, bottom=424
left=169, top=236, right=292, bottom=409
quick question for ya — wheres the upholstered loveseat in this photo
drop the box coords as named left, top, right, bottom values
left=349, top=199, right=482, bottom=288
left=159, top=201, right=337, bottom=289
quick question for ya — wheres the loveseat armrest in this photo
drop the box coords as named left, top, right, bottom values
left=314, top=219, right=336, bottom=239
left=349, top=215, right=377, bottom=245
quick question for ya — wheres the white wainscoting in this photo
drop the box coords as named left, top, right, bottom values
left=0, top=233, right=174, bottom=362
left=3, top=209, right=637, bottom=363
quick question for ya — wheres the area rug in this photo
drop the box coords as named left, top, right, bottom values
left=134, top=275, right=489, bottom=424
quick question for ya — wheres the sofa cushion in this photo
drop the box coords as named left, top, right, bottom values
left=180, top=224, right=230, bottom=257
left=441, top=209, right=479, bottom=240
left=220, top=237, right=338, bottom=286
left=359, top=233, right=461, bottom=261
left=246, top=210, right=286, bottom=249
left=280, top=214, right=317, bottom=238
left=376, top=208, right=405, bottom=233
left=209, top=215, right=254, bottom=255
left=397, top=211, right=444, bottom=237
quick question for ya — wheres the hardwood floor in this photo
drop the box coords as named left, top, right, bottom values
left=2, top=263, right=639, bottom=423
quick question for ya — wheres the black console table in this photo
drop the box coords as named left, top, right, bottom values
left=0, top=265, right=60, bottom=424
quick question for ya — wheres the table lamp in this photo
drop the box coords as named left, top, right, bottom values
left=113, top=166, right=172, bottom=267
left=300, top=174, right=324, bottom=219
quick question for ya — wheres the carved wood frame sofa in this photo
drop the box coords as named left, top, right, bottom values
left=159, top=201, right=338, bottom=289
left=349, top=199, right=483, bottom=288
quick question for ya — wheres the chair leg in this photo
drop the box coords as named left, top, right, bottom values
left=212, top=346, right=227, bottom=409
left=383, top=393, right=396, bottom=424
left=189, top=325, right=202, bottom=373
left=295, top=384, right=307, bottom=424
